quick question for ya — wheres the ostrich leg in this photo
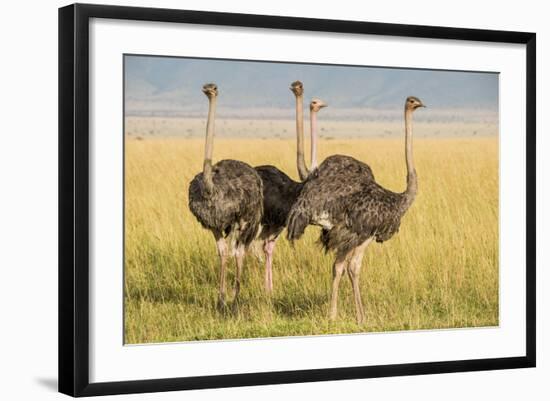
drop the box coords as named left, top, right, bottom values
left=215, top=233, right=228, bottom=309
left=233, top=243, right=246, bottom=304
left=263, top=239, right=276, bottom=293
left=329, top=249, right=352, bottom=321
left=347, top=238, right=373, bottom=324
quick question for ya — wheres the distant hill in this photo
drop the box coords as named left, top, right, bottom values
left=125, top=55, right=499, bottom=119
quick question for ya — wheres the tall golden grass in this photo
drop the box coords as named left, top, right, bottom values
left=125, top=136, right=498, bottom=343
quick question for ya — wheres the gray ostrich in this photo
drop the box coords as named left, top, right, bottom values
left=287, top=96, right=425, bottom=323
left=188, top=83, right=264, bottom=309
left=255, top=81, right=327, bottom=293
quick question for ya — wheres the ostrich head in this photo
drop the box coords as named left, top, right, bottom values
left=202, top=83, right=218, bottom=99
left=290, top=81, right=304, bottom=96
left=310, top=98, right=328, bottom=112
left=405, top=96, right=425, bottom=111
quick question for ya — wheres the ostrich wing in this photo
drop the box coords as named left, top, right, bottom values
left=342, top=183, right=404, bottom=243
left=302, top=181, right=404, bottom=254
left=189, top=159, right=263, bottom=246
left=286, top=154, right=375, bottom=241
left=255, top=165, right=302, bottom=238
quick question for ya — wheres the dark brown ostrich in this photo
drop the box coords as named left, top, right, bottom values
left=188, top=83, right=264, bottom=309
left=254, top=81, right=327, bottom=293
left=287, top=96, right=425, bottom=323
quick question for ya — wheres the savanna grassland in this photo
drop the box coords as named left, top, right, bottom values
left=124, top=131, right=498, bottom=344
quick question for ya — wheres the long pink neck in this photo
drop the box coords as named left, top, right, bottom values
left=295, top=94, right=309, bottom=181
left=402, top=108, right=417, bottom=208
left=310, top=108, right=318, bottom=171
left=202, top=96, right=216, bottom=194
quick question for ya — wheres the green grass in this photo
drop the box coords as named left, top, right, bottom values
left=124, top=137, right=498, bottom=344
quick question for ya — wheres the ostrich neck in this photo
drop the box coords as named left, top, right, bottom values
left=203, top=96, right=216, bottom=193
left=310, top=109, right=318, bottom=170
left=295, top=94, right=309, bottom=181
left=403, top=108, right=417, bottom=208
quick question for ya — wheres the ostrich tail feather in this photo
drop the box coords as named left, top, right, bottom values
left=286, top=210, right=308, bottom=241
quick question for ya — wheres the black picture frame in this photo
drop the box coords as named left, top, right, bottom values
left=58, top=3, right=536, bottom=397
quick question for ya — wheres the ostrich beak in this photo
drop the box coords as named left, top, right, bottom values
left=311, top=98, right=328, bottom=109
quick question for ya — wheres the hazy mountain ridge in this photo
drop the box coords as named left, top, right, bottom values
left=125, top=56, right=499, bottom=119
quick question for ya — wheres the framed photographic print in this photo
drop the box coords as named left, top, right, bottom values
left=58, top=3, right=536, bottom=397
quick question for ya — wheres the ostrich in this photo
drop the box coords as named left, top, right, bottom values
left=254, top=81, right=327, bottom=293
left=188, top=83, right=264, bottom=309
left=287, top=96, right=425, bottom=323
